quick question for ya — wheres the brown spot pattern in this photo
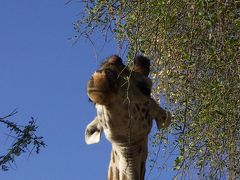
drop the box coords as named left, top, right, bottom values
left=141, top=108, right=146, bottom=113
left=144, top=102, right=149, bottom=106
left=112, top=152, right=115, bottom=163
left=109, top=167, right=113, bottom=180
left=135, top=104, right=140, bottom=111
left=115, top=168, right=119, bottom=180
left=145, top=111, right=149, bottom=120
left=122, top=173, right=127, bottom=180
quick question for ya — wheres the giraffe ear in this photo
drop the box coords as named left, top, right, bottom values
left=150, top=100, right=171, bottom=129
left=85, top=118, right=102, bottom=144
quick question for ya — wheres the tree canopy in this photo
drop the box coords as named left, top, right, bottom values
left=72, top=0, right=239, bottom=179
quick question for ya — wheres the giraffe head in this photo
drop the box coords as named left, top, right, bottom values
left=86, top=55, right=171, bottom=179
left=87, top=55, right=125, bottom=105
left=87, top=55, right=151, bottom=105
left=86, top=55, right=171, bottom=143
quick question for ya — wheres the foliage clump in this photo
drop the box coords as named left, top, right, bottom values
left=73, top=0, right=239, bottom=179
left=0, top=110, right=45, bottom=171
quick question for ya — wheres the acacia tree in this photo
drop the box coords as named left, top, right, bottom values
left=72, top=0, right=239, bottom=179
left=0, top=110, right=45, bottom=171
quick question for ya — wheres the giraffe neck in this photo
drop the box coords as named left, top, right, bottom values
left=107, top=138, right=148, bottom=180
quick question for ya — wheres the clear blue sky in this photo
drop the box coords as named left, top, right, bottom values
left=0, top=1, right=173, bottom=180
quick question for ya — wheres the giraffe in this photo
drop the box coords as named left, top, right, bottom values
left=85, top=55, right=171, bottom=180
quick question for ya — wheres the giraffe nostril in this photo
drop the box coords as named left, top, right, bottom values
left=88, top=78, right=94, bottom=87
left=96, top=70, right=103, bottom=73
